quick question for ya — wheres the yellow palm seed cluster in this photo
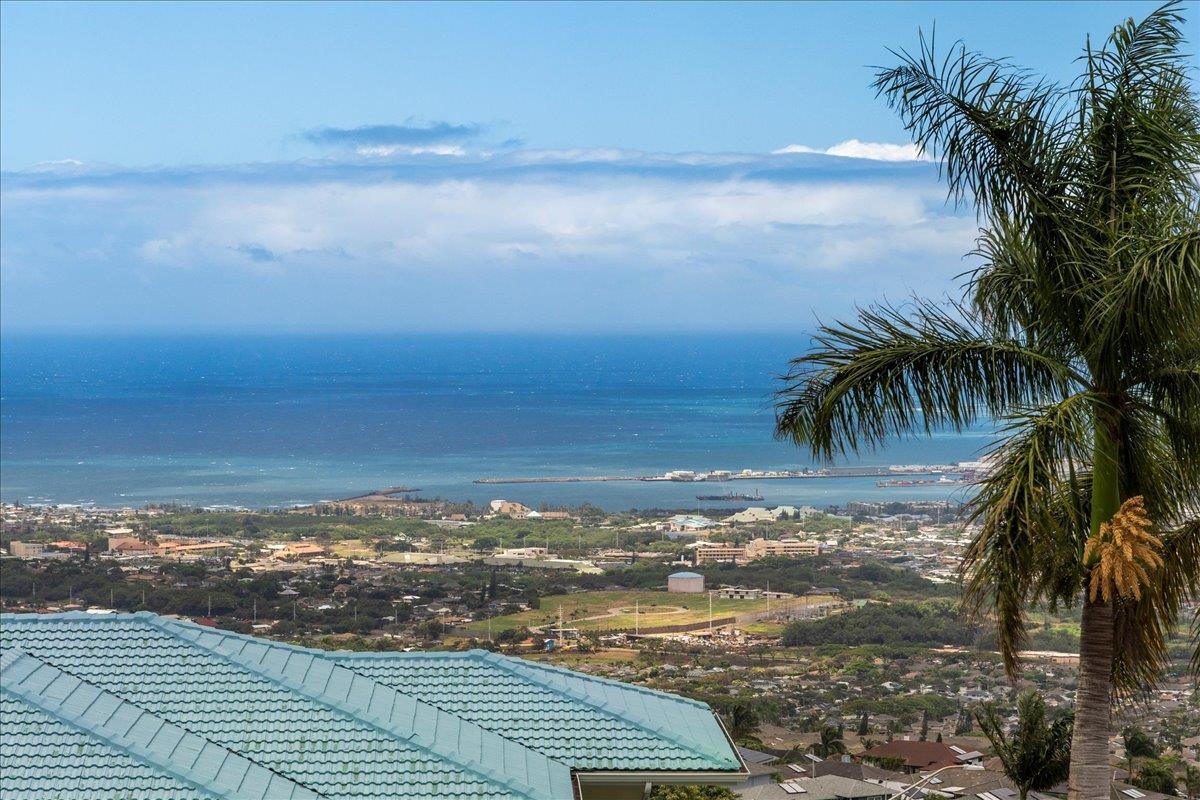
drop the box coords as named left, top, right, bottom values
left=1083, top=495, right=1163, bottom=603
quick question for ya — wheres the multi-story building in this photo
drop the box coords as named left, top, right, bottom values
left=744, top=537, right=821, bottom=559
left=8, top=541, right=47, bottom=558
left=692, top=537, right=820, bottom=565
left=692, top=542, right=745, bottom=565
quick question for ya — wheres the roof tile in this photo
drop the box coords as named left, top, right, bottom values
left=2, top=612, right=744, bottom=798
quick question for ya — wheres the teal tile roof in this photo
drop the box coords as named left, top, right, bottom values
left=1, top=612, right=742, bottom=799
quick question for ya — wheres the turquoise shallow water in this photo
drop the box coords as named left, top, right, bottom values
left=0, top=333, right=995, bottom=509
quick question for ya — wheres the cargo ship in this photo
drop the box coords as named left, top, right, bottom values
left=696, top=491, right=764, bottom=502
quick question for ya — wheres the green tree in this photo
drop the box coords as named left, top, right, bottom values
left=724, top=702, right=760, bottom=743
left=1181, top=763, right=1199, bottom=800
left=865, top=755, right=906, bottom=772
left=1122, top=726, right=1159, bottom=780
left=648, top=786, right=737, bottom=800
left=808, top=725, right=848, bottom=759
left=1180, top=762, right=1200, bottom=800
left=975, top=690, right=1073, bottom=800
left=858, top=712, right=870, bottom=737
left=776, top=6, right=1200, bottom=799
left=1133, top=760, right=1177, bottom=795
left=471, top=536, right=499, bottom=553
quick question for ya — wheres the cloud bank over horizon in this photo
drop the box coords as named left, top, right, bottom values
left=1, top=143, right=976, bottom=333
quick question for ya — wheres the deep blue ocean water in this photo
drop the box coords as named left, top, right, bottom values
left=1, top=334, right=996, bottom=510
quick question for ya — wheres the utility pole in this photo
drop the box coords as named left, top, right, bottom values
left=109, top=588, right=114, bottom=609
left=635, top=600, right=639, bottom=636
left=557, top=605, right=564, bottom=648
left=207, top=594, right=211, bottom=617
left=253, top=598, right=257, bottom=623
left=708, top=591, right=713, bottom=634
left=293, top=601, right=297, bottom=622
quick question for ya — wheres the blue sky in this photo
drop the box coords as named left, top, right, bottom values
left=0, top=0, right=1189, bottom=332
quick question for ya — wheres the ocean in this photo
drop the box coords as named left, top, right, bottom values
left=0, top=333, right=996, bottom=510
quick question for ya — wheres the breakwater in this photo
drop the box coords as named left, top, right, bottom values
left=475, top=465, right=969, bottom=485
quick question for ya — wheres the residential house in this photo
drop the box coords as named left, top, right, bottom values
left=860, top=741, right=982, bottom=774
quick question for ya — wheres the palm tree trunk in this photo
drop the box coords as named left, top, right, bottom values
left=1070, top=596, right=1114, bottom=800
left=1068, top=418, right=1121, bottom=800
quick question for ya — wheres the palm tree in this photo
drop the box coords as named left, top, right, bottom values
left=975, top=690, right=1073, bottom=800
left=1182, top=764, right=1200, bottom=800
left=1121, top=726, right=1158, bottom=781
left=775, top=5, right=1200, bottom=800
left=1132, top=761, right=1177, bottom=796
left=808, top=725, right=848, bottom=759
left=726, top=702, right=760, bottom=743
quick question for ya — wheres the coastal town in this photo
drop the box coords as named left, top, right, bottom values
left=3, top=0, right=1198, bottom=797
left=3, top=494, right=1196, bottom=799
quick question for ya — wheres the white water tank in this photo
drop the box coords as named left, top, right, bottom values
left=667, top=571, right=705, bottom=593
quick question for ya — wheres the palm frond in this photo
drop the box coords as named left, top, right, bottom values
left=961, top=393, right=1096, bottom=676
left=1081, top=0, right=1200, bottom=219
left=1085, top=214, right=1200, bottom=371
left=969, top=209, right=1097, bottom=366
left=1121, top=400, right=1200, bottom=523
left=774, top=299, right=1080, bottom=460
left=975, top=690, right=1073, bottom=795
left=872, top=32, right=1071, bottom=221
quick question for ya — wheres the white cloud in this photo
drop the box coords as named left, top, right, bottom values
left=1, top=148, right=972, bottom=331
left=127, top=175, right=952, bottom=276
left=355, top=144, right=467, bottom=157
left=773, top=139, right=931, bottom=162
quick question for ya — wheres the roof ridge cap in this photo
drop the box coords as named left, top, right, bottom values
left=473, top=650, right=738, bottom=768
left=0, top=646, right=325, bottom=800
left=145, top=615, right=574, bottom=800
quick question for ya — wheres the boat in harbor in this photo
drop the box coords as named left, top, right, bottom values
left=696, top=491, right=764, bottom=502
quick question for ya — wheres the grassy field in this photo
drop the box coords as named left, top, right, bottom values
left=330, top=539, right=376, bottom=558
left=462, top=590, right=833, bottom=635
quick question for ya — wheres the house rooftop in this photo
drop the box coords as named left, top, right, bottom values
left=0, top=611, right=745, bottom=799
left=861, top=740, right=968, bottom=771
